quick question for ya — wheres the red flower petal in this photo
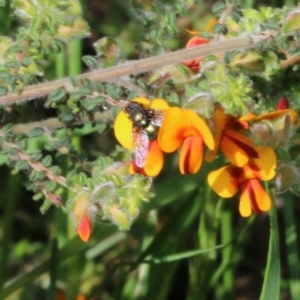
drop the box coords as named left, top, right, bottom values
left=276, top=97, right=289, bottom=110
left=179, top=136, right=204, bottom=174
left=77, top=214, right=91, bottom=243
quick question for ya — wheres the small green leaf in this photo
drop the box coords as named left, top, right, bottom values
left=45, top=180, right=57, bottom=193
left=0, top=86, right=7, bottom=96
left=21, top=57, right=32, bottom=67
left=15, top=160, right=28, bottom=171
left=27, top=127, right=44, bottom=138
left=264, top=19, right=280, bottom=30
left=212, top=1, right=226, bottom=15
left=42, top=155, right=52, bottom=167
left=40, top=199, right=52, bottom=214
left=33, top=192, right=43, bottom=201
left=275, top=147, right=291, bottom=162
left=82, top=55, right=99, bottom=69
left=59, top=111, right=75, bottom=123
left=48, top=88, right=66, bottom=103
left=31, top=150, right=42, bottom=161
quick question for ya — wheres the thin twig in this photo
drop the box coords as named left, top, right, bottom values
left=11, top=110, right=113, bottom=134
left=0, top=32, right=273, bottom=107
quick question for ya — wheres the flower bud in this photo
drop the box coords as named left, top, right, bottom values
left=71, top=192, right=94, bottom=242
left=276, top=97, right=289, bottom=110
left=283, top=11, right=300, bottom=33
left=108, top=205, right=130, bottom=230
left=230, top=52, right=265, bottom=72
left=275, top=163, right=297, bottom=194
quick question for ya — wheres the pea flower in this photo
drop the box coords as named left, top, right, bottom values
left=158, top=107, right=214, bottom=174
left=206, top=107, right=259, bottom=167
left=128, top=140, right=164, bottom=177
left=114, top=97, right=169, bottom=177
left=239, top=106, right=298, bottom=147
left=183, top=36, right=210, bottom=71
left=183, top=19, right=217, bottom=71
left=77, top=213, right=91, bottom=243
left=208, top=147, right=277, bottom=217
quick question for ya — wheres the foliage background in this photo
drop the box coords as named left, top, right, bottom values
left=0, top=0, right=300, bottom=299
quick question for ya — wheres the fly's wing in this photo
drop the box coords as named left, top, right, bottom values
left=151, top=109, right=165, bottom=126
left=133, top=129, right=149, bottom=168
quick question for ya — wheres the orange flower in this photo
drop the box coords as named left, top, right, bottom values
left=77, top=213, right=91, bottom=243
left=183, top=19, right=217, bottom=71
left=114, top=98, right=169, bottom=176
left=239, top=107, right=298, bottom=125
left=158, top=107, right=214, bottom=174
left=129, top=140, right=164, bottom=177
left=238, top=107, right=298, bottom=147
left=206, top=107, right=259, bottom=167
left=182, top=36, right=210, bottom=71
left=208, top=147, right=277, bottom=217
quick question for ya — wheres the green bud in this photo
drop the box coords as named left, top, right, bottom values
left=230, top=52, right=265, bottom=72
left=108, top=205, right=130, bottom=230
left=283, top=12, right=300, bottom=33
left=275, top=163, right=297, bottom=194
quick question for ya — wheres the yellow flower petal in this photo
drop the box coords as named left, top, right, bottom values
left=239, top=179, right=271, bottom=217
left=253, top=109, right=298, bottom=125
left=243, top=147, right=277, bottom=181
left=144, top=141, right=164, bottom=176
left=114, top=110, right=133, bottom=149
left=158, top=107, right=188, bottom=152
left=158, top=107, right=214, bottom=153
left=206, top=108, right=235, bottom=162
left=238, top=185, right=252, bottom=217
left=207, top=165, right=239, bottom=198
left=182, top=109, right=215, bottom=150
left=150, top=98, right=170, bottom=109
left=220, top=129, right=258, bottom=167
left=132, top=97, right=150, bottom=107
left=179, top=136, right=203, bottom=174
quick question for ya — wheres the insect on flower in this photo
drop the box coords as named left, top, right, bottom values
left=123, top=101, right=165, bottom=168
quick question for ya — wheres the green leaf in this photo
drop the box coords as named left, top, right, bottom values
left=27, top=127, right=44, bottom=138
left=82, top=55, right=99, bottom=69
left=59, top=110, right=75, bottom=123
left=212, top=1, right=226, bottom=15
left=40, top=198, right=52, bottom=214
left=15, top=160, right=28, bottom=171
left=283, top=193, right=300, bottom=299
left=48, top=88, right=66, bottom=103
left=275, top=147, right=291, bottom=162
left=259, top=187, right=280, bottom=300
left=0, top=86, right=7, bottom=96
left=143, top=245, right=224, bottom=264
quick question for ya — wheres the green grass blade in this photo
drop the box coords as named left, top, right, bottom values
left=259, top=188, right=280, bottom=300
left=143, top=245, right=224, bottom=264
left=46, top=239, right=58, bottom=300
left=0, top=174, right=20, bottom=290
left=283, top=192, right=300, bottom=299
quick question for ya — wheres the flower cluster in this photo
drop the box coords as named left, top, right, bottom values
left=113, top=97, right=298, bottom=223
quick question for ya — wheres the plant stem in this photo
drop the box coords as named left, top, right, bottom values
left=0, top=32, right=273, bottom=106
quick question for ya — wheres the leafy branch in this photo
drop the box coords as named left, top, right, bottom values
left=0, top=31, right=274, bottom=107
